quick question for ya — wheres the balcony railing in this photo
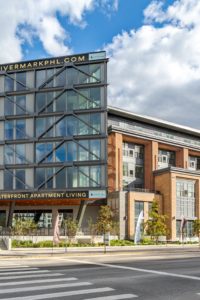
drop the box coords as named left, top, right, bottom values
left=123, top=187, right=160, bottom=194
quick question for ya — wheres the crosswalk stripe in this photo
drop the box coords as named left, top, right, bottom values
left=0, top=281, right=92, bottom=294
left=0, top=270, right=50, bottom=276
left=0, top=273, right=63, bottom=280
left=0, top=277, right=77, bottom=287
left=0, top=287, right=114, bottom=300
left=0, top=268, right=38, bottom=273
left=84, top=294, right=138, bottom=300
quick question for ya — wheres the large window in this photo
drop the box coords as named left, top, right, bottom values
left=122, top=142, right=144, bottom=189
left=36, top=92, right=54, bottom=113
left=55, top=87, right=102, bottom=112
left=35, top=165, right=103, bottom=189
left=5, top=120, right=26, bottom=140
left=188, top=156, right=200, bottom=171
left=36, top=69, right=54, bottom=88
left=35, top=64, right=104, bottom=90
left=4, top=169, right=27, bottom=190
left=35, top=139, right=103, bottom=163
left=4, top=72, right=26, bottom=92
left=4, top=144, right=26, bottom=164
left=4, top=95, right=27, bottom=116
left=176, top=220, right=194, bottom=238
left=176, top=179, right=195, bottom=219
left=158, top=149, right=175, bottom=169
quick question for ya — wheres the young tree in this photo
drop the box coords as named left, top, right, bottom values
left=96, top=205, right=113, bottom=235
left=63, top=218, right=79, bottom=245
left=193, top=219, right=200, bottom=248
left=144, top=201, right=167, bottom=243
left=96, top=205, right=114, bottom=253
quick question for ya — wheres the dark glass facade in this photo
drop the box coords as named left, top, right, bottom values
left=0, top=52, right=107, bottom=193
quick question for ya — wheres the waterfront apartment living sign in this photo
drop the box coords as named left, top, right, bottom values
left=0, top=191, right=89, bottom=200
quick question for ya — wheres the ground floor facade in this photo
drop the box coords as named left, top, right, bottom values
left=0, top=197, right=104, bottom=238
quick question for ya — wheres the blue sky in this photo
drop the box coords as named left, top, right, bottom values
left=22, top=0, right=152, bottom=60
left=0, top=0, right=200, bottom=128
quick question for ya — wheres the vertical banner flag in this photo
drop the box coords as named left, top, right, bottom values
left=180, top=215, right=187, bottom=242
left=134, top=210, right=144, bottom=244
left=53, top=214, right=60, bottom=244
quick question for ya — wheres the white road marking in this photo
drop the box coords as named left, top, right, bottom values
left=0, top=287, right=114, bottom=300
left=0, top=268, right=38, bottom=272
left=0, top=272, right=63, bottom=280
left=0, top=270, right=50, bottom=276
left=0, top=266, right=30, bottom=269
left=66, top=259, right=200, bottom=281
left=0, top=277, right=77, bottom=287
left=84, top=294, right=138, bottom=299
left=0, top=281, right=92, bottom=294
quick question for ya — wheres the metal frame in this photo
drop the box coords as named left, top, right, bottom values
left=0, top=58, right=108, bottom=192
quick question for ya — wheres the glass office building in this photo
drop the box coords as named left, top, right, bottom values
left=0, top=51, right=108, bottom=229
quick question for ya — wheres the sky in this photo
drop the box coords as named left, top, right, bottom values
left=0, top=0, right=200, bottom=129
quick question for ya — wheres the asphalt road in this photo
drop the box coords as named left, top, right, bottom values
left=0, top=252, right=200, bottom=299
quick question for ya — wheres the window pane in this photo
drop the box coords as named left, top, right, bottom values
left=4, top=170, right=13, bottom=190
left=5, top=121, right=14, bottom=140
left=55, top=143, right=66, bottom=162
left=56, top=168, right=66, bottom=189
left=46, top=168, right=53, bottom=188
left=16, top=169, right=25, bottom=189
left=36, top=168, right=45, bottom=187
left=56, top=118, right=66, bottom=136
left=5, top=96, right=14, bottom=115
left=79, top=65, right=89, bottom=84
left=66, top=116, right=77, bottom=136
left=90, top=113, right=101, bottom=133
left=16, top=144, right=26, bottom=164
left=78, top=114, right=89, bottom=135
left=46, top=143, right=53, bottom=162
left=90, top=139, right=100, bottom=160
left=67, top=68, right=77, bottom=85
left=46, top=92, right=53, bottom=112
left=16, top=72, right=26, bottom=91
left=79, top=166, right=89, bottom=187
left=36, top=93, right=46, bottom=112
left=56, top=92, right=66, bottom=112
left=16, top=95, right=26, bottom=115
left=5, top=75, right=14, bottom=92
left=36, top=143, right=45, bottom=162
left=78, top=89, right=89, bottom=109
left=78, top=140, right=89, bottom=161
left=67, top=142, right=77, bottom=161
left=36, top=70, right=46, bottom=88
left=90, top=166, right=101, bottom=187
left=67, top=91, right=77, bottom=111
left=90, top=87, right=101, bottom=107
left=89, top=64, right=101, bottom=82
left=4, top=145, right=14, bottom=164
left=56, top=70, right=66, bottom=87
left=16, top=120, right=26, bottom=139
left=45, top=69, right=54, bottom=88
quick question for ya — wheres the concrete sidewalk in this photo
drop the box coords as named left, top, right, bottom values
left=0, top=244, right=199, bottom=258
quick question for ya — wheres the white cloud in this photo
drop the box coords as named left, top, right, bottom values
left=0, top=0, right=94, bottom=62
left=106, top=0, right=200, bottom=128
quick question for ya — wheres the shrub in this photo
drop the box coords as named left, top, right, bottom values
left=110, top=239, right=135, bottom=246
